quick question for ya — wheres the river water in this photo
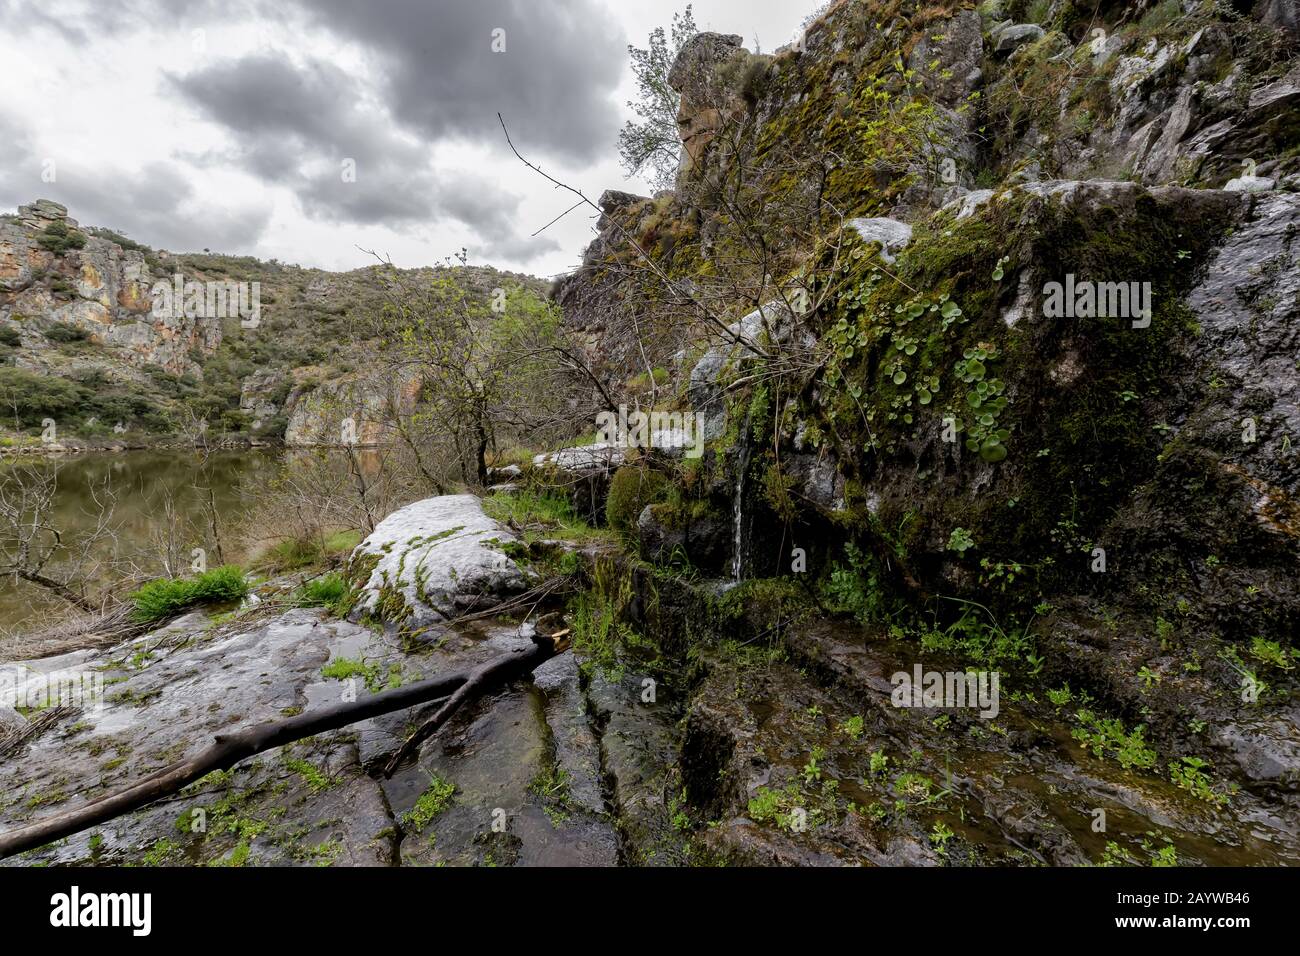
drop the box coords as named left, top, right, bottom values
left=0, top=449, right=286, bottom=632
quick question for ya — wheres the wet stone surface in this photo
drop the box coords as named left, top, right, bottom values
left=1, top=607, right=623, bottom=867
left=678, top=620, right=1300, bottom=867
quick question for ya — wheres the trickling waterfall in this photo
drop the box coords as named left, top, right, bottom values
left=729, top=470, right=745, bottom=582
left=730, top=421, right=751, bottom=583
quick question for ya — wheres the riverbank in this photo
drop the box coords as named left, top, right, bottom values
left=0, top=433, right=278, bottom=457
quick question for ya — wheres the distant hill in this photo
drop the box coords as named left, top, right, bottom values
left=0, top=199, right=545, bottom=446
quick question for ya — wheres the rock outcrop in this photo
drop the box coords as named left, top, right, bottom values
left=668, top=32, right=748, bottom=177
left=0, top=200, right=220, bottom=377
left=0, top=604, right=623, bottom=867
left=238, top=368, right=288, bottom=432
left=348, top=495, right=528, bottom=628
left=283, top=369, right=421, bottom=447
left=545, top=0, right=1300, bottom=866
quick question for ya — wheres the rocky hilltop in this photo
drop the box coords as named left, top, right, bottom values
left=1, top=200, right=220, bottom=379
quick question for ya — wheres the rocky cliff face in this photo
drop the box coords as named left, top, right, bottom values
left=559, top=1, right=1300, bottom=390
left=0, top=201, right=220, bottom=378
left=283, top=367, right=423, bottom=447
left=550, top=0, right=1300, bottom=834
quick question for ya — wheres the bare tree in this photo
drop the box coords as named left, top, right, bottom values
left=0, top=463, right=122, bottom=612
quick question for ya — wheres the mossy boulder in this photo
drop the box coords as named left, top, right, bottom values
left=606, top=465, right=669, bottom=532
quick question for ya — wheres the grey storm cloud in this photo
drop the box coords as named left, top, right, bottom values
left=51, top=163, right=273, bottom=253
left=293, top=0, right=627, bottom=164
left=167, top=53, right=435, bottom=207
left=0, top=0, right=256, bottom=43
left=7, top=0, right=628, bottom=165
left=169, top=51, right=559, bottom=261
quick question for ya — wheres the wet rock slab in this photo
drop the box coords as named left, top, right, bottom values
left=1, top=607, right=620, bottom=868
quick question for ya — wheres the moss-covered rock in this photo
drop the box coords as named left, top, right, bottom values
left=606, top=465, right=670, bottom=532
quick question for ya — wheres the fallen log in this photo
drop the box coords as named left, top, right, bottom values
left=0, top=632, right=565, bottom=860
left=384, top=628, right=569, bottom=776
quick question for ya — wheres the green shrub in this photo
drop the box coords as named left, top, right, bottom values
left=0, top=366, right=84, bottom=425
left=820, top=541, right=891, bottom=625
left=35, top=222, right=88, bottom=255
left=85, top=226, right=149, bottom=253
left=267, top=536, right=323, bottom=570
left=483, top=490, right=594, bottom=540
left=297, top=573, right=349, bottom=611
left=0, top=327, right=21, bottom=347
left=44, top=322, right=88, bottom=343
left=130, top=566, right=249, bottom=623
left=605, top=466, right=668, bottom=532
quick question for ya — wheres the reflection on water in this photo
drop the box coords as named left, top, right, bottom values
left=0, top=449, right=287, bottom=632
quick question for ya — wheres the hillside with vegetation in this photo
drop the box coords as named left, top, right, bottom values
left=0, top=199, right=546, bottom=449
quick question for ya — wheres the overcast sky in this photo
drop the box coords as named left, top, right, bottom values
left=0, top=0, right=819, bottom=278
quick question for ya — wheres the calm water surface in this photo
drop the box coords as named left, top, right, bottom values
left=0, top=449, right=287, bottom=632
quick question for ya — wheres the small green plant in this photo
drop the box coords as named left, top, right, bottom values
left=1155, top=616, right=1175, bottom=648
left=1169, top=757, right=1231, bottom=807
left=569, top=557, right=646, bottom=680
left=894, top=772, right=934, bottom=804
left=1098, top=841, right=1133, bottom=867
left=208, top=841, right=252, bottom=868
left=869, top=749, right=889, bottom=777
left=404, top=775, right=456, bottom=832
left=296, top=573, right=349, bottom=611
left=530, top=763, right=570, bottom=804
left=947, top=527, right=975, bottom=553
left=484, top=489, right=597, bottom=542
left=839, top=715, right=865, bottom=740
left=284, top=757, right=333, bottom=794
left=747, top=781, right=836, bottom=833
left=1143, top=833, right=1178, bottom=867
left=141, top=838, right=180, bottom=866
left=36, top=221, right=88, bottom=254
left=1046, top=685, right=1073, bottom=709
left=129, top=566, right=249, bottom=623
left=319, top=655, right=402, bottom=693
left=918, top=604, right=1037, bottom=670
left=801, top=746, right=825, bottom=784
left=1250, top=636, right=1296, bottom=670
left=1072, top=709, right=1156, bottom=770
left=820, top=541, right=892, bottom=625
left=929, top=820, right=955, bottom=856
